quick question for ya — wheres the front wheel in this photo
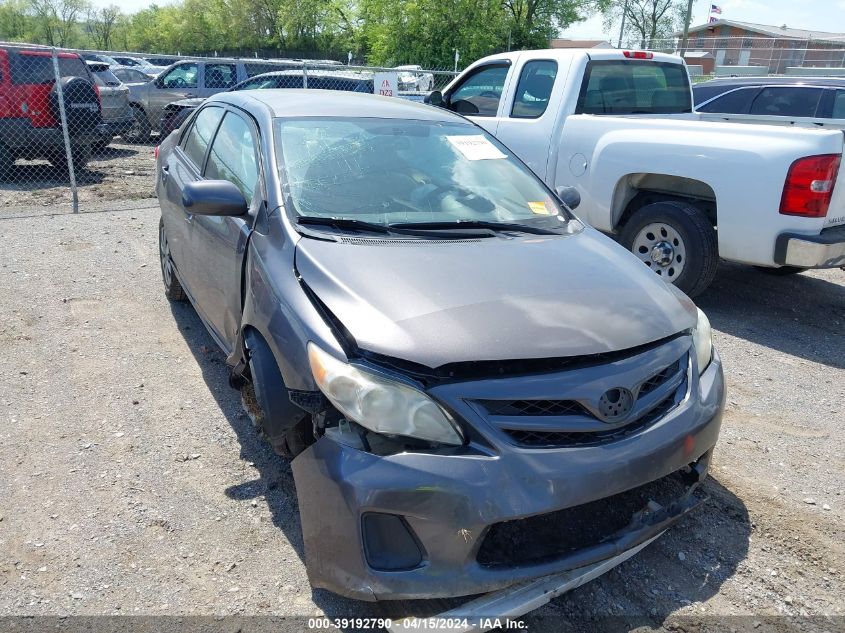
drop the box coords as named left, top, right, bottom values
left=124, top=105, right=151, bottom=143
left=620, top=200, right=718, bottom=298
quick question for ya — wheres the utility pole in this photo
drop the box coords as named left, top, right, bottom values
left=617, top=0, right=628, bottom=48
left=679, top=0, right=695, bottom=56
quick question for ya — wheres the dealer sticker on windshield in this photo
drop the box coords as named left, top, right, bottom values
left=446, top=135, right=507, bottom=161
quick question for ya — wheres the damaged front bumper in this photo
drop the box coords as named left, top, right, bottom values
left=291, top=350, right=724, bottom=601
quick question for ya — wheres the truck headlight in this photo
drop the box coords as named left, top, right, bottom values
left=307, top=342, right=464, bottom=446
left=692, top=308, right=713, bottom=375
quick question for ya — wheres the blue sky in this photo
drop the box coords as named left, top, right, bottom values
left=563, top=0, right=845, bottom=40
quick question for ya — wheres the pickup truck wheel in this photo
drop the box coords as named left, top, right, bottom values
left=242, top=331, right=313, bottom=460
left=158, top=218, right=186, bottom=301
left=124, top=105, right=151, bottom=142
left=621, top=201, right=718, bottom=297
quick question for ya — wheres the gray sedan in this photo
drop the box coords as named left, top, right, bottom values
left=155, top=90, right=724, bottom=601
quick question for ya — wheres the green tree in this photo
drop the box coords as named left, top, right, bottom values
left=28, top=0, right=90, bottom=46
left=86, top=4, right=122, bottom=49
left=600, top=0, right=685, bottom=48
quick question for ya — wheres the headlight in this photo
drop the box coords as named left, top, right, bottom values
left=307, top=342, right=464, bottom=446
left=692, top=307, right=713, bottom=375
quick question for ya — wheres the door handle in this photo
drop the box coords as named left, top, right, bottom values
left=161, top=164, right=170, bottom=182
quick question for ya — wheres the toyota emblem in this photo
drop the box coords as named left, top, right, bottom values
left=597, top=387, right=634, bottom=422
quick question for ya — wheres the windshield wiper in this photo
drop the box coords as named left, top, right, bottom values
left=389, top=220, right=560, bottom=235
left=296, top=216, right=393, bottom=234
left=296, top=215, right=500, bottom=239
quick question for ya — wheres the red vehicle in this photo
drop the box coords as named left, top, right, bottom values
left=0, top=45, right=101, bottom=179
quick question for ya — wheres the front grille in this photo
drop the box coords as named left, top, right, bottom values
left=504, top=386, right=680, bottom=447
left=476, top=469, right=693, bottom=568
left=638, top=362, right=676, bottom=397
left=479, top=398, right=587, bottom=417
left=476, top=353, right=687, bottom=449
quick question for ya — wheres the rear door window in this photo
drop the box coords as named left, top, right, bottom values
left=447, top=64, right=510, bottom=117
left=511, top=60, right=557, bottom=119
left=749, top=87, right=823, bottom=117
left=11, top=53, right=88, bottom=84
left=204, top=63, right=237, bottom=89
left=181, top=106, right=224, bottom=169
left=576, top=60, right=692, bottom=115
left=697, top=87, right=759, bottom=114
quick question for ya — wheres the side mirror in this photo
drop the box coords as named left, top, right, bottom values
left=153, top=76, right=164, bottom=89
left=555, top=185, right=581, bottom=211
left=182, top=180, right=248, bottom=216
left=425, top=90, right=445, bottom=107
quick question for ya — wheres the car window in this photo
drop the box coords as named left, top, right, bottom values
left=204, top=111, right=259, bottom=205
left=749, top=87, right=822, bottom=117
left=833, top=90, right=845, bottom=119
left=448, top=64, right=509, bottom=117
left=181, top=106, right=224, bottom=168
left=576, top=60, right=692, bottom=115
left=161, top=63, right=198, bottom=89
left=10, top=53, right=89, bottom=85
left=93, top=68, right=121, bottom=87
left=511, top=60, right=557, bottom=119
left=205, top=63, right=237, bottom=89
left=697, top=87, right=758, bottom=114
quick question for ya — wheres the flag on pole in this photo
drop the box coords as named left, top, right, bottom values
left=710, top=4, right=722, bottom=13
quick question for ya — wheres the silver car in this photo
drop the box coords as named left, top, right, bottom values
left=85, top=61, right=134, bottom=149
left=156, top=90, right=725, bottom=601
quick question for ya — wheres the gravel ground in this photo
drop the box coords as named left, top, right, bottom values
left=0, top=203, right=843, bottom=632
left=0, top=141, right=157, bottom=213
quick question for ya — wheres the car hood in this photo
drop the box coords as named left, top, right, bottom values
left=294, top=228, right=697, bottom=368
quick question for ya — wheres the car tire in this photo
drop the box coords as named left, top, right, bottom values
left=753, top=265, right=808, bottom=276
left=158, top=218, right=186, bottom=301
left=242, top=331, right=313, bottom=460
left=124, top=105, right=151, bottom=143
left=49, top=144, right=91, bottom=173
left=620, top=200, right=718, bottom=298
left=0, top=143, right=14, bottom=181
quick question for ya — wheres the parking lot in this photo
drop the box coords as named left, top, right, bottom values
left=0, top=202, right=843, bottom=631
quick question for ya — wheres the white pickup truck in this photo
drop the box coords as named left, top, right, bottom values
left=427, top=49, right=845, bottom=296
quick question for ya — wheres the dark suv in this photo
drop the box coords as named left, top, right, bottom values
left=0, top=45, right=101, bottom=179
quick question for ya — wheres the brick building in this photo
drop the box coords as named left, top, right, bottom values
left=678, top=20, right=845, bottom=74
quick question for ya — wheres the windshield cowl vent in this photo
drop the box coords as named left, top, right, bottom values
left=337, top=237, right=484, bottom=246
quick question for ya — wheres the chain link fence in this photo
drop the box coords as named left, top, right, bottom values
left=638, top=36, right=845, bottom=81
left=0, top=44, right=457, bottom=214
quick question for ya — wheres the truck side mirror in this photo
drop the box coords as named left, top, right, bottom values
left=425, top=90, right=445, bottom=107
left=555, top=186, right=581, bottom=211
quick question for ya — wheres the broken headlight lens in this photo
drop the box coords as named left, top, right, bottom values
left=692, top=308, right=713, bottom=375
left=307, top=342, right=465, bottom=446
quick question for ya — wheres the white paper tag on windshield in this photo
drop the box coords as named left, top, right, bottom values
left=446, top=135, right=507, bottom=161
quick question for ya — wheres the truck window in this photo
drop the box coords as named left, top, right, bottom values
left=833, top=90, right=845, bottom=119
left=511, top=60, right=557, bottom=119
left=11, top=53, right=89, bottom=85
left=576, top=60, right=692, bottom=115
left=205, top=63, right=237, bottom=89
left=697, top=86, right=758, bottom=114
left=749, top=87, right=822, bottom=118
left=448, top=64, right=509, bottom=117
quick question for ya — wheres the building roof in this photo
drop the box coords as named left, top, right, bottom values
left=679, top=20, right=845, bottom=43
left=550, top=39, right=612, bottom=49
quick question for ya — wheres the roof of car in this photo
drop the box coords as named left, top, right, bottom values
left=695, top=77, right=845, bottom=89
left=209, top=89, right=464, bottom=122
